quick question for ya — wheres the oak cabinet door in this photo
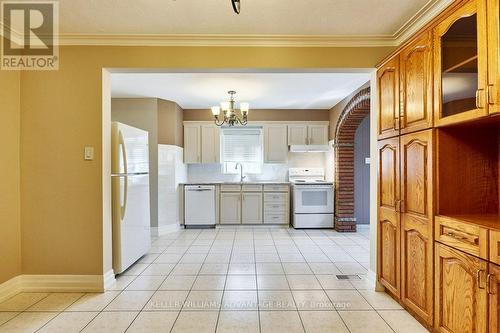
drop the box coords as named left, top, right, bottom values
left=201, top=125, right=220, bottom=163
left=433, top=0, right=489, bottom=126
left=400, top=129, right=434, bottom=325
left=242, top=192, right=263, bottom=224
left=308, top=124, right=329, bottom=145
left=378, top=56, right=400, bottom=139
left=184, top=124, right=201, bottom=164
left=220, top=192, right=241, bottom=224
left=288, top=125, right=308, bottom=145
left=435, top=243, right=488, bottom=333
left=487, top=0, right=500, bottom=114
left=377, top=137, right=400, bottom=297
left=400, top=32, right=433, bottom=134
left=264, top=124, right=288, bottom=163
left=489, top=263, right=500, bottom=333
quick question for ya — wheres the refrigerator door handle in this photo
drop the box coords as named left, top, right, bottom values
left=119, top=130, right=128, bottom=174
left=118, top=131, right=128, bottom=220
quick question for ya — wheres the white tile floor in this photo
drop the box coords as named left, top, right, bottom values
left=0, top=225, right=428, bottom=333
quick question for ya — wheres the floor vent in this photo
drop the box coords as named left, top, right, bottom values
left=336, top=274, right=361, bottom=280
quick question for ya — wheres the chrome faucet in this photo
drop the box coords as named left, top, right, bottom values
left=235, top=163, right=246, bottom=182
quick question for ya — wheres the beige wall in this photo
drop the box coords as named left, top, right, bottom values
left=183, top=109, right=330, bottom=122
left=158, top=100, right=183, bottom=146
left=0, top=71, right=21, bottom=284
left=111, top=98, right=160, bottom=228
left=329, top=82, right=370, bottom=140
left=18, top=45, right=393, bottom=276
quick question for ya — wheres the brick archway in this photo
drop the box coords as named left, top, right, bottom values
left=334, top=87, right=370, bottom=232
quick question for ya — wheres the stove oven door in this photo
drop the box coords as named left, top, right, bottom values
left=294, top=185, right=333, bottom=214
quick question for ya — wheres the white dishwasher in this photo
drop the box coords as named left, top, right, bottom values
left=184, top=185, right=216, bottom=227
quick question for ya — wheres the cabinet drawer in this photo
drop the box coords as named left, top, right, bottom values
left=264, top=184, right=289, bottom=192
left=221, top=184, right=241, bottom=192
left=264, top=213, right=288, bottom=224
left=491, top=231, right=500, bottom=265
left=435, top=215, right=489, bottom=260
left=264, top=193, right=288, bottom=203
left=264, top=202, right=287, bottom=212
left=242, top=184, right=263, bottom=192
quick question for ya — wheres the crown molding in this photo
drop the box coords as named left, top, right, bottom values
left=1, top=0, right=452, bottom=48
left=59, top=33, right=398, bottom=47
left=394, top=0, right=454, bottom=44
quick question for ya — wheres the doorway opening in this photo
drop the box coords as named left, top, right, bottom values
left=334, top=87, right=371, bottom=232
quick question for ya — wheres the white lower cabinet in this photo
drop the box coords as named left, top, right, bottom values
left=242, top=192, right=263, bottom=224
left=218, top=184, right=289, bottom=225
left=220, top=192, right=241, bottom=224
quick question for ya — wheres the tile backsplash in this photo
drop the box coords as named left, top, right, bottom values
left=187, top=152, right=330, bottom=182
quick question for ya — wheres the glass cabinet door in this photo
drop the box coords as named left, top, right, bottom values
left=434, top=0, right=489, bottom=125
left=488, top=0, right=500, bottom=114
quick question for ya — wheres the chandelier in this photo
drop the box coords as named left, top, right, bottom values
left=211, top=91, right=249, bottom=127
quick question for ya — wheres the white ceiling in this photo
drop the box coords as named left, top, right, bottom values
left=111, top=72, right=371, bottom=109
left=61, top=0, right=435, bottom=37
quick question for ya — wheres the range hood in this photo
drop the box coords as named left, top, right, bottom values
left=289, top=145, right=330, bottom=153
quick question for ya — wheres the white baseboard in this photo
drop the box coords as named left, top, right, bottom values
left=0, top=271, right=117, bottom=300
left=0, top=276, right=22, bottom=303
left=151, top=224, right=181, bottom=236
left=21, top=275, right=104, bottom=293
left=103, top=270, right=116, bottom=291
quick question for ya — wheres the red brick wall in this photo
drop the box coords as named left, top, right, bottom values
left=334, top=88, right=370, bottom=232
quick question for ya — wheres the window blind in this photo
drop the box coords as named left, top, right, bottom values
left=221, top=128, right=263, bottom=164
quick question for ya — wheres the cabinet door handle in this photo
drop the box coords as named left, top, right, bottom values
left=487, top=84, right=495, bottom=105
left=476, top=89, right=485, bottom=109
left=487, top=274, right=496, bottom=294
left=394, top=200, right=401, bottom=212
left=394, top=117, right=400, bottom=130
left=477, top=270, right=485, bottom=289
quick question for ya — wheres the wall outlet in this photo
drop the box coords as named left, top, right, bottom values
left=84, top=146, right=94, bottom=160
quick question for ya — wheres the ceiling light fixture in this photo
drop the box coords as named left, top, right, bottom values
left=231, top=0, right=241, bottom=14
left=212, top=91, right=249, bottom=127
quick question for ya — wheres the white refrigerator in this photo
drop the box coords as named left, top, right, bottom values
left=111, top=122, right=151, bottom=274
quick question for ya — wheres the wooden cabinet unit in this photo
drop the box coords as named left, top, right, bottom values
left=400, top=130, right=434, bottom=325
left=435, top=243, right=488, bottom=333
left=489, top=263, right=500, bottom=333
left=377, top=137, right=401, bottom=297
left=400, top=33, right=434, bottom=134
left=487, top=0, right=500, bottom=115
left=491, top=231, right=500, bottom=265
left=378, top=56, right=400, bottom=139
left=433, top=0, right=489, bottom=126
left=376, top=0, right=500, bottom=330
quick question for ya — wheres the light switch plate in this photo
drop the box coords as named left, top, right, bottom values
left=84, top=146, right=94, bottom=160
left=365, top=157, right=371, bottom=164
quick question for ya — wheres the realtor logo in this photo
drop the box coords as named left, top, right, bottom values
left=1, top=1, right=59, bottom=70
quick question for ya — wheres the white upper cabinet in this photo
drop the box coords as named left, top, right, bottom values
left=288, top=124, right=329, bottom=145
left=264, top=124, right=288, bottom=163
left=288, top=124, right=308, bottom=145
left=308, top=124, right=329, bottom=145
left=184, top=124, right=201, bottom=164
left=201, top=125, right=220, bottom=163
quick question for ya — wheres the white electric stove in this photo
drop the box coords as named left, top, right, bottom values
left=289, top=168, right=334, bottom=229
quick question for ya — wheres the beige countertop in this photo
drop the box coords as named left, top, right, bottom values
left=181, top=181, right=290, bottom=185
